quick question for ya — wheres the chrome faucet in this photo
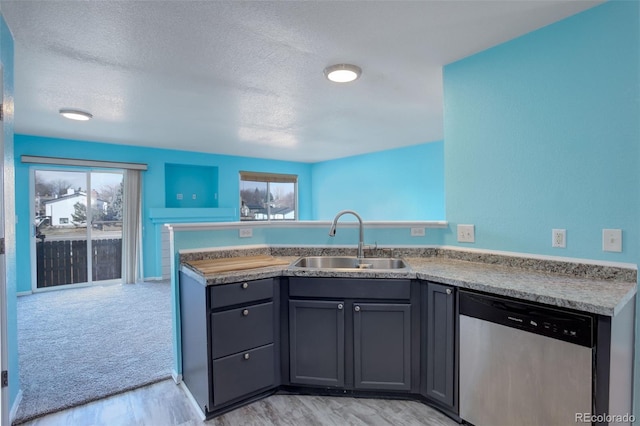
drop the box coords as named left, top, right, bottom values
left=328, top=210, right=366, bottom=259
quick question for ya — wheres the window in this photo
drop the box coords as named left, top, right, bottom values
left=59, top=217, right=69, bottom=224
left=240, top=171, right=297, bottom=221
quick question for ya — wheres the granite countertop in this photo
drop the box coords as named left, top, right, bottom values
left=180, top=255, right=637, bottom=317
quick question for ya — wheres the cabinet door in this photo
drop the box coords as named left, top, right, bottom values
left=426, top=282, right=456, bottom=408
left=289, top=299, right=345, bottom=387
left=353, top=303, right=411, bottom=391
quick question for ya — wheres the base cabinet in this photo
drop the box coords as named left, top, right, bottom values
left=288, top=279, right=413, bottom=392
left=354, top=303, right=411, bottom=390
left=424, top=282, right=457, bottom=410
left=289, top=300, right=345, bottom=387
left=179, top=272, right=278, bottom=416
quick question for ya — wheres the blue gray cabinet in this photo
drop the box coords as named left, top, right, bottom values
left=289, top=299, right=345, bottom=387
left=424, top=281, right=457, bottom=411
left=353, top=303, right=411, bottom=391
left=179, top=272, right=278, bottom=417
left=287, top=277, right=414, bottom=392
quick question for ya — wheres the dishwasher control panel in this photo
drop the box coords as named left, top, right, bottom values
left=459, top=291, right=594, bottom=348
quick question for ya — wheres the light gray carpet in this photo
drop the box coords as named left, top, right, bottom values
left=15, top=281, right=173, bottom=424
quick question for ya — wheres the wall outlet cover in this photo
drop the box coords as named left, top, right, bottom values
left=239, top=228, right=253, bottom=238
left=552, top=229, right=566, bottom=248
left=457, top=224, right=475, bottom=243
left=602, top=229, right=622, bottom=252
left=410, top=227, right=426, bottom=237
left=176, top=193, right=183, bottom=200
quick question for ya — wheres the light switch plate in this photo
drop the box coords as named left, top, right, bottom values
left=602, top=229, right=622, bottom=252
left=457, top=224, right=475, bottom=243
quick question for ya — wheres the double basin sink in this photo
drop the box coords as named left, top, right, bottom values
left=289, top=256, right=411, bottom=272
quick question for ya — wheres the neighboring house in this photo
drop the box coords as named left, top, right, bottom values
left=43, top=189, right=108, bottom=226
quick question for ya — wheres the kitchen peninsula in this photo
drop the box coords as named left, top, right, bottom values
left=177, top=245, right=636, bottom=424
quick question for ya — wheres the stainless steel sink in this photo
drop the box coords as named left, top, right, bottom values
left=289, top=256, right=411, bottom=271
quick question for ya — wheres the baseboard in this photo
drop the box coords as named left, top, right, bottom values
left=16, top=291, right=32, bottom=297
left=10, top=389, right=23, bottom=423
left=179, top=381, right=206, bottom=421
left=171, top=370, right=182, bottom=384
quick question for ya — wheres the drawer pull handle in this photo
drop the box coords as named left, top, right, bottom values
left=337, top=303, right=343, bottom=310
left=446, top=288, right=452, bottom=295
left=243, top=353, right=250, bottom=360
left=241, top=283, right=249, bottom=289
left=242, top=309, right=249, bottom=316
left=354, top=305, right=361, bottom=312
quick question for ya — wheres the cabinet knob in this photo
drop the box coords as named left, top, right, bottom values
left=354, top=306, right=361, bottom=312
left=242, top=309, right=249, bottom=316
left=337, top=303, right=343, bottom=310
left=241, top=282, right=249, bottom=289
left=243, top=353, right=250, bottom=360
left=446, top=288, right=452, bottom=295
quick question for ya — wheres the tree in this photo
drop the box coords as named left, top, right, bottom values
left=72, top=202, right=87, bottom=224
left=34, top=176, right=73, bottom=197
left=102, top=182, right=123, bottom=221
left=107, top=182, right=124, bottom=221
left=71, top=202, right=105, bottom=224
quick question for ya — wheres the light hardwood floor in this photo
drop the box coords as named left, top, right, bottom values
left=18, top=379, right=459, bottom=426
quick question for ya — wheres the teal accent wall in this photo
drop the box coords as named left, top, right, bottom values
left=311, top=142, right=445, bottom=221
left=164, top=163, right=218, bottom=208
left=443, top=1, right=639, bottom=264
left=1, top=10, right=20, bottom=411
left=14, top=135, right=313, bottom=291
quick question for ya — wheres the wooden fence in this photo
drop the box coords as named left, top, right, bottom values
left=36, top=239, right=122, bottom=288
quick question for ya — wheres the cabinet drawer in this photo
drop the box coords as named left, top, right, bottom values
left=212, top=344, right=275, bottom=407
left=211, top=302, right=274, bottom=359
left=210, top=278, right=273, bottom=309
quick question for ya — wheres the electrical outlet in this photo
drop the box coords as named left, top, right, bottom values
left=192, top=194, right=197, bottom=200
left=176, top=193, right=183, bottom=200
left=239, top=228, right=253, bottom=238
left=457, top=224, right=475, bottom=243
left=410, top=227, right=425, bottom=237
left=552, top=229, right=566, bottom=248
left=602, top=229, right=622, bottom=252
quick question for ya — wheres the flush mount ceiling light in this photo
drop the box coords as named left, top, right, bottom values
left=323, top=64, right=362, bottom=83
left=59, top=108, right=93, bottom=121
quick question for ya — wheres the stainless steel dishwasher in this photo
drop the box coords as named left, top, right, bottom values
left=459, top=291, right=594, bottom=426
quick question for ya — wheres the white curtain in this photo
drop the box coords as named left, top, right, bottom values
left=121, top=169, right=142, bottom=284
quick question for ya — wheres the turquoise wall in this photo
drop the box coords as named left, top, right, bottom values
left=443, top=1, right=639, bottom=417
left=165, top=163, right=219, bottom=208
left=311, top=142, right=445, bottom=221
left=443, top=1, right=639, bottom=264
left=13, top=135, right=314, bottom=291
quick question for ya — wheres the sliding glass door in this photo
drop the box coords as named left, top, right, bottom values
left=33, top=169, right=124, bottom=289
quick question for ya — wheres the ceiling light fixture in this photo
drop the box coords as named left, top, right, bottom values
left=59, top=109, right=93, bottom=121
left=323, top=64, right=362, bottom=83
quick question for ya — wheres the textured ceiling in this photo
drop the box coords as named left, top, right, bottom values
left=0, top=1, right=601, bottom=162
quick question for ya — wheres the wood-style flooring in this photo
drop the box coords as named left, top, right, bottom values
left=18, top=379, right=458, bottom=426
